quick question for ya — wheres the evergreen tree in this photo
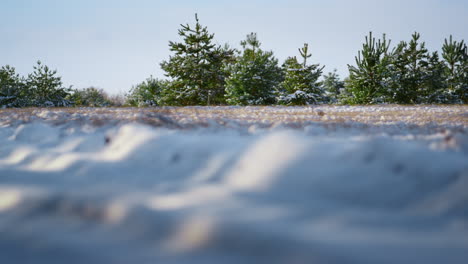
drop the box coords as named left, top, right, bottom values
left=205, top=44, right=236, bottom=104
left=441, top=35, right=467, bottom=103
left=322, top=69, right=345, bottom=103
left=277, top=43, right=325, bottom=105
left=420, top=51, right=446, bottom=103
left=26, top=61, right=72, bottom=107
left=387, top=32, right=429, bottom=104
left=0, top=65, right=28, bottom=107
left=68, top=87, right=111, bottom=107
left=225, top=33, right=283, bottom=105
left=160, top=14, right=233, bottom=105
left=127, top=77, right=168, bottom=106
left=343, top=32, right=393, bottom=104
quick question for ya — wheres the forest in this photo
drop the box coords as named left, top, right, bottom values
left=1, top=14, right=466, bottom=108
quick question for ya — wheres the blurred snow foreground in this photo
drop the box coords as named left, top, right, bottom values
left=0, top=106, right=467, bottom=264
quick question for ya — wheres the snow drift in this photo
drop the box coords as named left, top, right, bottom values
left=0, top=106, right=467, bottom=264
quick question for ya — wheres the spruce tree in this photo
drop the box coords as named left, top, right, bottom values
left=277, top=43, right=325, bottom=105
left=387, top=32, right=430, bottom=104
left=225, top=33, right=283, bottom=105
left=160, top=14, right=233, bottom=105
left=441, top=35, right=467, bottom=103
left=344, top=32, right=393, bottom=104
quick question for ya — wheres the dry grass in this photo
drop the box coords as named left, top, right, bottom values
left=0, top=105, right=466, bottom=132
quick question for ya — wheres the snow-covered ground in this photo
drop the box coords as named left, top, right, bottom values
left=0, top=106, right=467, bottom=264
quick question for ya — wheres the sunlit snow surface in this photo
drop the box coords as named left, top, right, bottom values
left=0, top=106, right=467, bottom=264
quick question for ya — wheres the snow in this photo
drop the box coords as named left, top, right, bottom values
left=0, top=106, right=467, bottom=264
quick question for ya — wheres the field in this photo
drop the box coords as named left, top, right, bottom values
left=0, top=105, right=467, bottom=264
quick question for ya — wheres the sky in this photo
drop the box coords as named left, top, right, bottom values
left=1, top=0, right=467, bottom=95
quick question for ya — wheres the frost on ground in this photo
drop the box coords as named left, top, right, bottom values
left=0, top=105, right=467, bottom=264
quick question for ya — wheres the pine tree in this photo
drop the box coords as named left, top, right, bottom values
left=205, top=44, right=236, bottom=105
left=160, top=14, right=233, bottom=105
left=277, top=43, right=325, bottom=105
left=225, top=33, right=283, bottom=105
left=387, top=32, right=430, bottom=104
left=26, top=61, right=71, bottom=107
left=419, top=51, right=447, bottom=103
left=343, top=32, right=393, bottom=104
left=0, top=65, right=27, bottom=107
left=126, top=77, right=168, bottom=106
left=322, top=69, right=344, bottom=103
left=441, top=35, right=467, bottom=103
left=68, top=87, right=111, bottom=107
left=0, top=65, right=19, bottom=91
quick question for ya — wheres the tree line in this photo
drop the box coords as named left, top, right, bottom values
left=1, top=14, right=466, bottom=108
left=0, top=61, right=124, bottom=108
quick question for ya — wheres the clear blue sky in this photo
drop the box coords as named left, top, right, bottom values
left=1, top=0, right=467, bottom=94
